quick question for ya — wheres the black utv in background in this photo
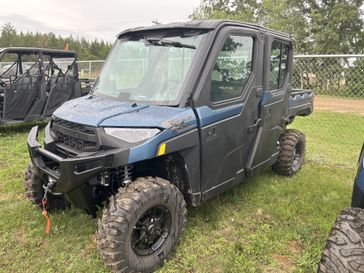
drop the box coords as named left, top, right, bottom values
left=24, top=20, right=314, bottom=273
left=0, top=47, right=90, bottom=123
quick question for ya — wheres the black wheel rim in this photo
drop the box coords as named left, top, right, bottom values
left=292, top=141, right=303, bottom=172
left=131, top=205, right=171, bottom=256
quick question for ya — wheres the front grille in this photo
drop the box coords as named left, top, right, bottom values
left=56, top=131, right=96, bottom=150
left=53, top=118, right=95, bottom=135
left=52, top=118, right=97, bottom=152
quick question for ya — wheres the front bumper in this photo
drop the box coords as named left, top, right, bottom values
left=27, top=125, right=130, bottom=194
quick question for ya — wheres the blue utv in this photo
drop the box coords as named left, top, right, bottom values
left=24, top=20, right=313, bottom=273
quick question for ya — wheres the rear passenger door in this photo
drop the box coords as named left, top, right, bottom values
left=195, top=27, right=263, bottom=200
left=247, top=37, right=293, bottom=173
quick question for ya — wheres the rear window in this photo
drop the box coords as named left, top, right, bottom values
left=269, top=42, right=289, bottom=90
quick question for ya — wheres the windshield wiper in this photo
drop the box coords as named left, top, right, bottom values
left=146, top=38, right=196, bottom=49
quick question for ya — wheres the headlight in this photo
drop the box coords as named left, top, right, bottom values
left=104, top=128, right=160, bottom=143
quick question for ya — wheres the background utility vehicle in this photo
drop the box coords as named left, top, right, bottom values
left=318, top=143, right=364, bottom=273
left=0, top=47, right=91, bottom=123
left=25, top=20, right=313, bottom=273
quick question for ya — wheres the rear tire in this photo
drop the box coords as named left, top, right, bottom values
left=23, top=163, right=70, bottom=211
left=273, top=129, right=306, bottom=176
left=318, top=208, right=364, bottom=273
left=96, top=176, right=187, bottom=273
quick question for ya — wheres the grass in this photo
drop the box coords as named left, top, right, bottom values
left=0, top=110, right=362, bottom=273
left=293, top=111, right=364, bottom=168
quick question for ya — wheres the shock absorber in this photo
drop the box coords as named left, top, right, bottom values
left=121, top=164, right=133, bottom=186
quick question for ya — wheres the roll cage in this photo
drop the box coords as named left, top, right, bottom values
left=0, top=47, right=84, bottom=123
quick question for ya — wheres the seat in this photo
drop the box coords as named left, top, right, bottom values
left=42, top=68, right=80, bottom=117
left=3, top=71, right=38, bottom=120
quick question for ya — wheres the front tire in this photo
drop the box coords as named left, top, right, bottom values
left=273, top=129, right=306, bottom=176
left=96, top=176, right=187, bottom=273
left=318, top=208, right=364, bottom=273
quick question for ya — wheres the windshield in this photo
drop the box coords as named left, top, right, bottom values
left=92, top=31, right=208, bottom=105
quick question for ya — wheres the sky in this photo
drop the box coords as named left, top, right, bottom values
left=0, top=0, right=202, bottom=42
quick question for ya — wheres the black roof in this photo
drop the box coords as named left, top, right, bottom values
left=118, top=20, right=291, bottom=39
left=0, top=47, right=77, bottom=58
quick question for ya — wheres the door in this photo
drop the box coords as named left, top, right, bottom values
left=247, top=38, right=293, bottom=173
left=195, top=27, right=263, bottom=200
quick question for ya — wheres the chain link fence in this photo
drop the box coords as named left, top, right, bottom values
left=293, top=54, right=364, bottom=98
left=77, top=60, right=105, bottom=79
left=79, top=55, right=364, bottom=100
left=77, top=56, right=364, bottom=169
left=292, top=55, right=364, bottom=169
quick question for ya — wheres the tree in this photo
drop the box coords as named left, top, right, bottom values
left=191, top=0, right=364, bottom=54
left=0, top=23, right=112, bottom=60
left=0, top=23, right=17, bottom=47
left=304, top=0, right=364, bottom=54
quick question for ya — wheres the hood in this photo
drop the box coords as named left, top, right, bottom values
left=53, top=95, right=196, bottom=129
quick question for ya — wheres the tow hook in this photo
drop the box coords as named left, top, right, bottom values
left=43, top=177, right=63, bottom=197
left=41, top=177, right=61, bottom=235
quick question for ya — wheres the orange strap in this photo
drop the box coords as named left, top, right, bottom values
left=42, top=199, right=51, bottom=235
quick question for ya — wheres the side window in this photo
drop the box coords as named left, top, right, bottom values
left=211, top=35, right=253, bottom=103
left=269, top=42, right=289, bottom=90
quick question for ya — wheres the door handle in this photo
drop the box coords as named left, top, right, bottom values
left=247, top=119, right=261, bottom=134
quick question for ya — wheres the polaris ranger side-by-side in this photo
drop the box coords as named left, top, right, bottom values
left=25, top=20, right=313, bottom=273
left=0, top=47, right=91, bottom=124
